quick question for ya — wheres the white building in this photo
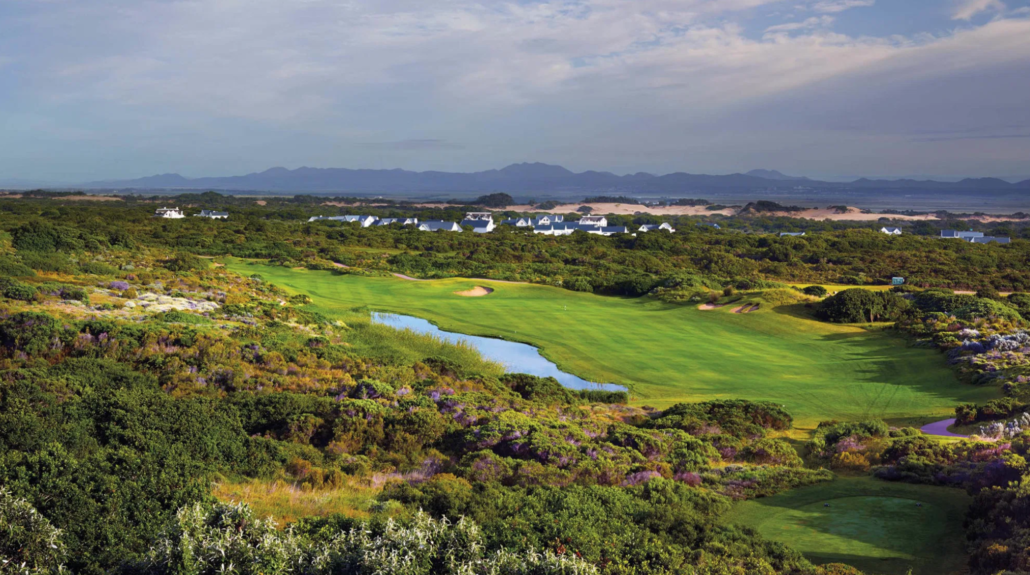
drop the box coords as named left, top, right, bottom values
left=461, top=219, right=496, bottom=233
left=880, top=227, right=902, bottom=235
left=376, top=218, right=418, bottom=226
left=463, top=212, right=494, bottom=222
left=639, top=223, right=675, bottom=233
left=941, top=230, right=983, bottom=240
left=154, top=207, right=185, bottom=219
left=196, top=210, right=228, bottom=219
left=501, top=217, right=534, bottom=227
left=419, top=220, right=462, bottom=232
left=578, top=216, right=608, bottom=227
left=532, top=215, right=564, bottom=226
left=308, top=215, right=378, bottom=227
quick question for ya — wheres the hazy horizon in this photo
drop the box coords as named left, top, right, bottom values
left=2, top=0, right=1030, bottom=182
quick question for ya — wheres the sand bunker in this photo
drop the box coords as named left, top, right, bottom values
left=697, top=303, right=727, bottom=310
left=455, top=286, right=494, bottom=297
left=732, top=304, right=760, bottom=314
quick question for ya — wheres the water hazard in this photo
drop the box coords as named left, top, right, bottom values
left=371, top=312, right=627, bottom=392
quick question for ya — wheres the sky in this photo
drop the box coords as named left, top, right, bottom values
left=1, top=0, right=1029, bottom=182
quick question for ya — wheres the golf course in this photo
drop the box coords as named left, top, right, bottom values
left=227, top=259, right=997, bottom=429
left=723, top=477, right=972, bottom=575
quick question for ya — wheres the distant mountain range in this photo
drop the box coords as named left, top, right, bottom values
left=73, top=162, right=1030, bottom=195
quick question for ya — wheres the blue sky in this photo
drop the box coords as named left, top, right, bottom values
left=1, top=0, right=1029, bottom=182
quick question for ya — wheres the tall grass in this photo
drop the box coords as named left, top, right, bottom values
left=211, top=479, right=378, bottom=526
left=348, top=319, right=505, bottom=377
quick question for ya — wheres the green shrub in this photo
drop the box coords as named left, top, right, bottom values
left=818, top=289, right=910, bottom=323
left=19, top=252, right=75, bottom=274
left=0, top=278, right=38, bottom=301
left=79, top=262, right=118, bottom=276
left=803, top=285, right=828, bottom=297
left=164, top=253, right=209, bottom=272
left=131, top=502, right=596, bottom=575
left=0, top=257, right=36, bottom=277
left=501, top=373, right=579, bottom=405
left=0, top=488, right=67, bottom=575
left=954, top=298, right=1022, bottom=322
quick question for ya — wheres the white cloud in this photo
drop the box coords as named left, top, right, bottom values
left=953, top=0, right=1006, bottom=20
left=811, top=0, right=875, bottom=14
left=765, top=15, right=835, bottom=33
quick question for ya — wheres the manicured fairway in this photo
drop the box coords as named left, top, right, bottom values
left=722, top=477, right=971, bottom=575
left=226, top=260, right=997, bottom=428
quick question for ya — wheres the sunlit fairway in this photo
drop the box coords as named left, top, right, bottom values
left=226, top=259, right=997, bottom=429
left=722, top=477, right=971, bottom=575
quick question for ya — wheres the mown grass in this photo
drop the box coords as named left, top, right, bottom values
left=722, top=476, right=971, bottom=575
left=211, top=479, right=379, bottom=526
left=226, top=260, right=998, bottom=429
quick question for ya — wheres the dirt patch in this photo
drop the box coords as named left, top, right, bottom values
left=59, top=195, right=123, bottom=202
left=255, top=200, right=267, bottom=206
left=454, top=286, right=494, bottom=297
left=393, top=273, right=426, bottom=281
left=332, top=262, right=350, bottom=269
left=697, top=303, right=727, bottom=310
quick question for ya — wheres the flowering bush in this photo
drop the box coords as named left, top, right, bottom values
left=133, top=502, right=597, bottom=575
left=0, top=488, right=67, bottom=575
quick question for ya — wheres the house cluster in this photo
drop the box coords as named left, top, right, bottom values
left=153, top=207, right=228, bottom=219
left=940, top=230, right=1011, bottom=244
left=306, top=212, right=678, bottom=236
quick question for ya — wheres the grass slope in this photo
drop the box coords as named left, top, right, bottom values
left=227, top=260, right=997, bottom=428
left=722, top=476, right=971, bottom=575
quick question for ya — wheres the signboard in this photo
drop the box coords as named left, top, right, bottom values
left=892, top=277, right=905, bottom=285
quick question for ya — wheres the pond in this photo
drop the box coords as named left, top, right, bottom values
left=371, top=312, right=627, bottom=392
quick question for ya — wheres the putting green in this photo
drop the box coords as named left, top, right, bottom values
left=225, top=260, right=997, bottom=429
left=723, top=477, right=971, bottom=575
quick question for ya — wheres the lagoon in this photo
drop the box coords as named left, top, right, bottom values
left=371, top=312, right=627, bottom=392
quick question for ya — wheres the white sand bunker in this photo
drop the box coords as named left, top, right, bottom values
left=454, top=286, right=495, bottom=297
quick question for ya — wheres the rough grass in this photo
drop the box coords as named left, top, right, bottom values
left=211, top=479, right=378, bottom=526
left=349, top=320, right=505, bottom=377
left=722, top=476, right=971, bottom=575
left=225, top=260, right=998, bottom=429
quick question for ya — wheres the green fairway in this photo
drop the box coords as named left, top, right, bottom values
left=722, top=477, right=971, bottom=575
left=226, top=260, right=997, bottom=428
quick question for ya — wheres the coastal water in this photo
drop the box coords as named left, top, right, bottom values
left=371, top=312, right=627, bottom=392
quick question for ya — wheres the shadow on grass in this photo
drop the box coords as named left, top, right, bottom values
left=730, top=478, right=970, bottom=575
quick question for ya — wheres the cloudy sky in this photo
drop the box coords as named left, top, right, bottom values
left=1, top=0, right=1029, bottom=182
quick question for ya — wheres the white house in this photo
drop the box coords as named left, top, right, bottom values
left=463, top=212, right=494, bottom=222
left=154, top=207, right=185, bottom=219
left=587, top=226, right=631, bottom=237
left=532, top=215, right=564, bottom=227
left=419, top=220, right=462, bottom=232
left=350, top=215, right=378, bottom=228
left=880, top=227, right=902, bottom=235
left=639, top=223, right=675, bottom=233
left=461, top=219, right=496, bottom=233
left=779, top=232, right=805, bottom=237
left=578, top=216, right=608, bottom=227
left=501, top=217, right=534, bottom=227
left=196, top=210, right=228, bottom=219
left=971, top=236, right=1012, bottom=244
left=307, top=215, right=378, bottom=227
left=534, top=222, right=581, bottom=236
left=376, top=218, right=418, bottom=226
left=941, top=230, right=984, bottom=240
